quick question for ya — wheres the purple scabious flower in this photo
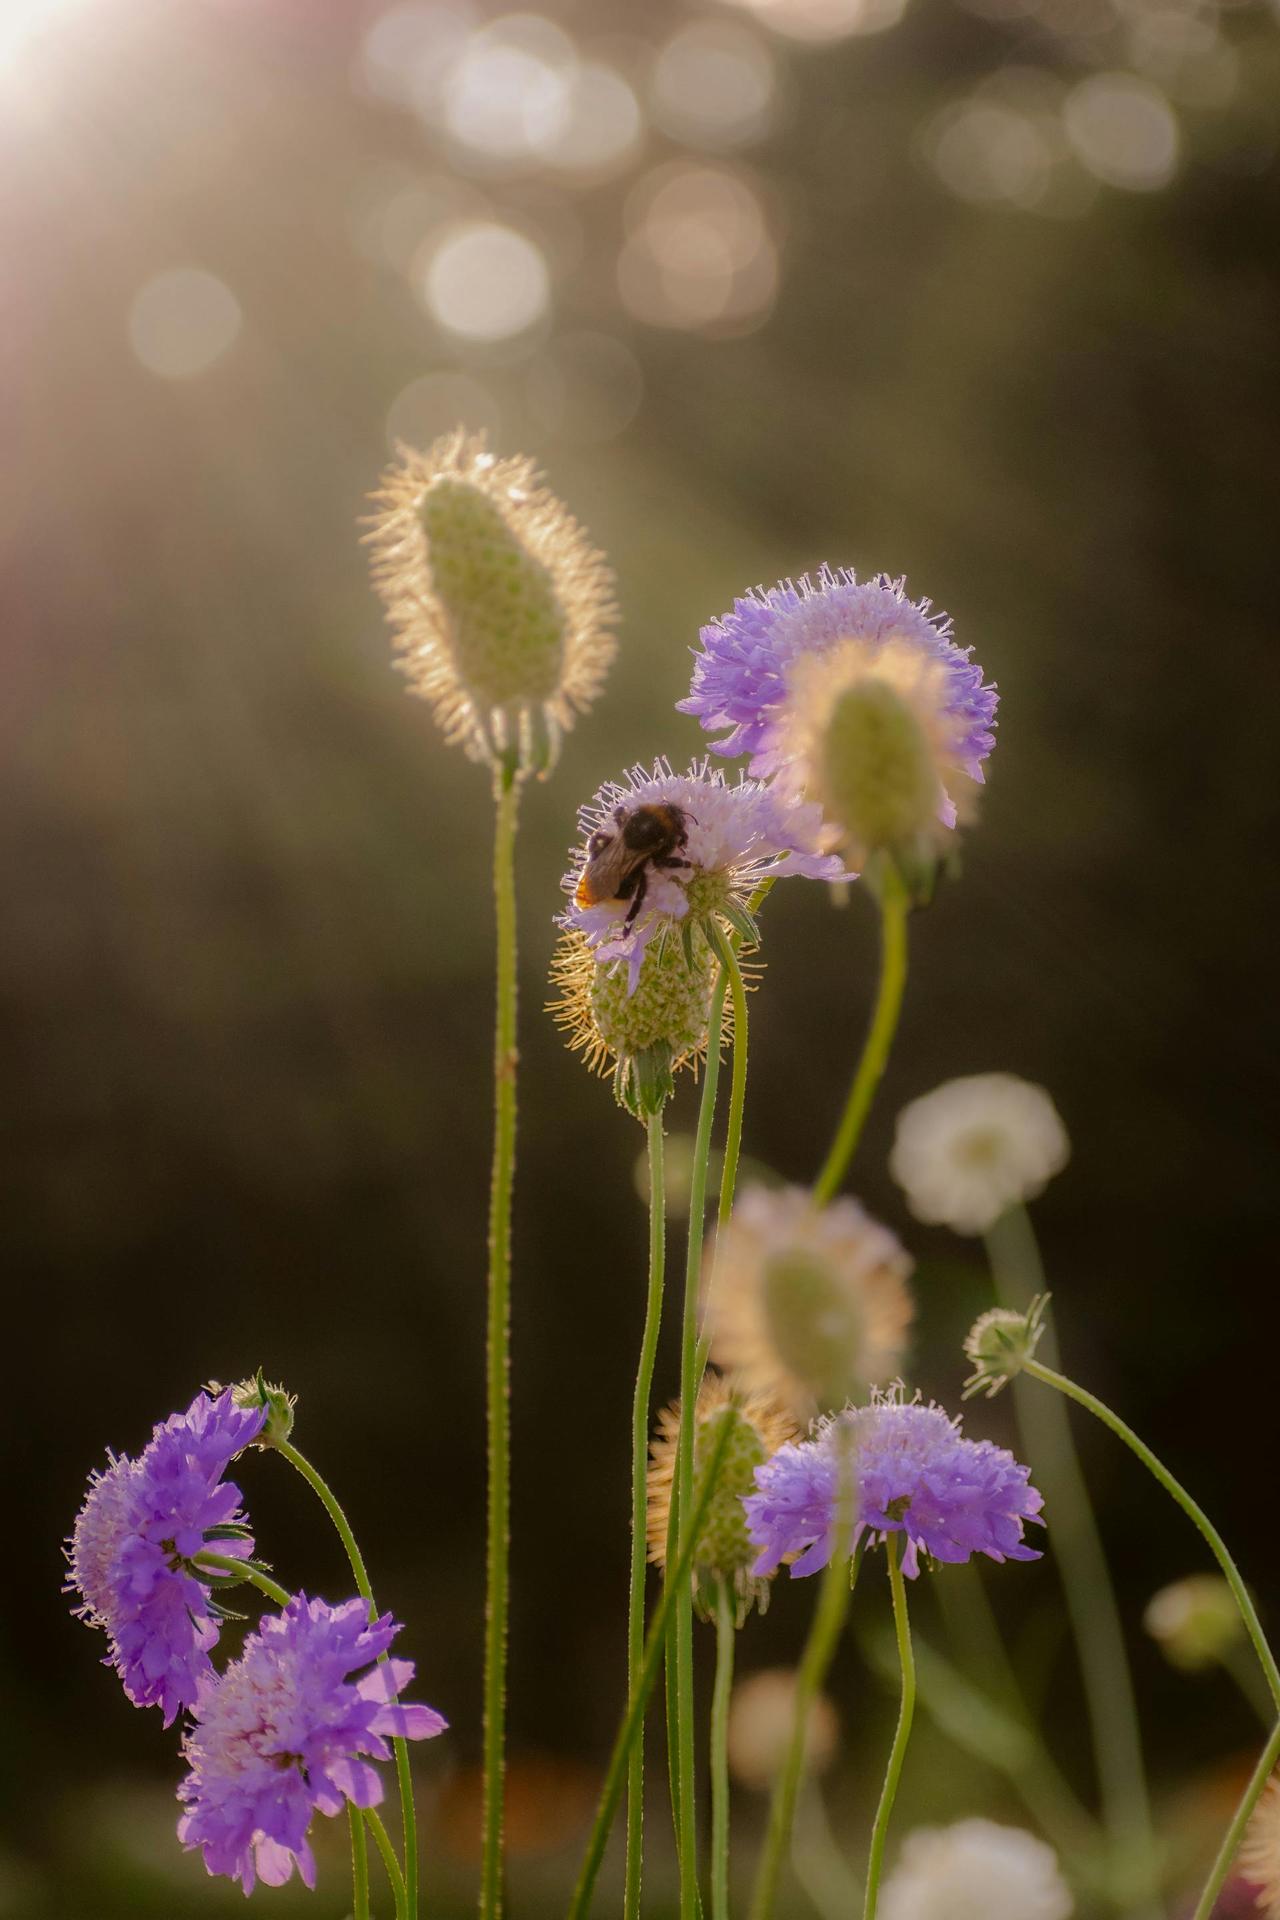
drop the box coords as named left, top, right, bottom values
left=560, top=757, right=844, bottom=992
left=744, top=1387, right=1043, bottom=1581
left=680, top=567, right=997, bottom=785
left=67, top=1389, right=266, bottom=1725
left=178, top=1594, right=447, bottom=1894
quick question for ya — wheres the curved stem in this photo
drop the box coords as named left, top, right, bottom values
left=625, top=1114, right=668, bottom=1920
left=349, top=1804, right=371, bottom=1920
left=862, top=1539, right=915, bottom=1920
left=194, top=1552, right=290, bottom=1609
left=1191, top=1716, right=1280, bottom=1920
left=277, top=1440, right=420, bottom=1918
left=569, top=1413, right=737, bottom=1920
left=480, top=763, right=521, bottom=1920
left=710, top=1581, right=735, bottom=1920
left=812, top=869, right=909, bottom=1208
left=366, top=1808, right=410, bottom=1920
left=748, top=1480, right=859, bottom=1920
left=987, top=1209, right=1157, bottom=1907
left=668, top=967, right=728, bottom=1915
left=1023, top=1359, right=1280, bottom=1709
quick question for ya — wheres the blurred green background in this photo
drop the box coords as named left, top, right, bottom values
left=4, top=0, right=1279, bottom=1912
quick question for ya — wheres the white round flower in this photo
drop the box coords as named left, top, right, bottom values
left=880, top=1819, right=1073, bottom=1920
left=890, top=1074, right=1069, bottom=1236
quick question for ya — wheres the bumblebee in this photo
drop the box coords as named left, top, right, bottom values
left=575, top=802, right=692, bottom=930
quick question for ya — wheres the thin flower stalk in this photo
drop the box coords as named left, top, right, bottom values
left=193, top=1552, right=290, bottom=1609
left=350, top=1805, right=371, bottom=1920
left=986, top=1205, right=1158, bottom=1911
left=277, top=1439, right=421, bottom=1917
left=1021, top=1356, right=1280, bottom=1709
left=626, top=1114, right=668, bottom=1920
left=366, top=1808, right=410, bottom=1920
left=1191, top=1717, right=1280, bottom=1920
left=862, top=1536, right=916, bottom=1920
left=812, top=866, right=910, bottom=1206
left=569, top=1413, right=737, bottom=1920
left=711, top=1581, right=736, bottom=1920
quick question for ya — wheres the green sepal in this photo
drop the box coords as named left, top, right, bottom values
left=719, top=901, right=760, bottom=950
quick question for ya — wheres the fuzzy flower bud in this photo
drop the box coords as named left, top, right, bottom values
left=647, top=1376, right=796, bottom=1624
left=726, top=1668, right=839, bottom=1791
left=226, top=1374, right=296, bottom=1449
left=962, top=1297, right=1048, bottom=1400
left=548, top=924, right=728, bottom=1119
left=367, top=430, right=616, bottom=777
left=705, top=1186, right=914, bottom=1419
left=1144, top=1575, right=1245, bottom=1672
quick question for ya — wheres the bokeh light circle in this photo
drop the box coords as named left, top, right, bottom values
left=651, top=21, right=776, bottom=150
left=421, top=223, right=551, bottom=341
left=1063, top=72, right=1179, bottom=190
left=385, top=370, right=501, bottom=450
left=128, top=270, right=242, bottom=380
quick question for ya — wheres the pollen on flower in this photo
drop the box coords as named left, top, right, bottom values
left=366, top=429, right=616, bottom=776
left=646, top=1374, right=797, bottom=1623
left=705, top=1185, right=914, bottom=1418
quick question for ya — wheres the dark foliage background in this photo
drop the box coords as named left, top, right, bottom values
left=3, top=0, right=1279, bottom=1912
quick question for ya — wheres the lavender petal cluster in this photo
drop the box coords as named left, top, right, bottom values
left=744, top=1390, right=1043, bottom=1581
left=178, top=1594, right=446, bottom=1893
left=679, top=567, right=998, bottom=784
left=66, top=1389, right=266, bottom=1724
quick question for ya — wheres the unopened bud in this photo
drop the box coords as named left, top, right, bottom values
left=962, top=1297, right=1048, bottom=1399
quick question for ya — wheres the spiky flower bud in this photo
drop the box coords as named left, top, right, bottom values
left=705, top=1186, right=914, bottom=1419
left=962, top=1297, right=1047, bottom=1399
left=1144, top=1575, right=1245, bottom=1672
left=367, top=430, right=616, bottom=778
left=646, top=1375, right=796, bottom=1624
left=223, top=1373, right=297, bottom=1447
left=548, top=925, right=729, bottom=1120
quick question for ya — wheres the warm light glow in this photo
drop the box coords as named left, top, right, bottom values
left=1, top=0, right=91, bottom=68
left=618, top=164, right=778, bottom=336
left=128, top=270, right=242, bottom=380
left=722, top=0, right=907, bottom=43
left=543, top=61, right=644, bottom=179
left=651, top=21, right=777, bottom=151
left=526, top=332, right=643, bottom=443
left=384, top=369, right=500, bottom=449
left=1063, top=72, right=1179, bottom=190
left=421, top=221, right=551, bottom=341
left=442, top=14, right=577, bottom=163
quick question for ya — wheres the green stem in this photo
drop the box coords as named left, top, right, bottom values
left=367, top=1808, right=410, bottom=1920
left=748, top=1474, right=859, bottom=1920
left=987, top=1208, right=1157, bottom=1907
left=277, top=1440, right=420, bottom=1918
left=569, top=1414, right=737, bottom=1920
left=811, top=869, right=909, bottom=1207
left=481, top=764, right=520, bottom=1920
left=1023, top=1359, right=1280, bottom=1710
left=710, top=1582, right=735, bottom=1920
left=350, top=1804, right=371, bottom=1920
left=1191, top=1716, right=1280, bottom=1920
left=669, top=967, right=728, bottom=1914
left=707, top=921, right=749, bottom=1235
left=194, top=1552, right=290, bottom=1609
left=862, top=1539, right=915, bottom=1920
left=626, top=1114, right=668, bottom=1920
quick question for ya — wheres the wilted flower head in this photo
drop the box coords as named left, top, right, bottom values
left=1241, top=1777, right=1280, bottom=1920
left=891, top=1074, right=1070, bottom=1236
left=647, top=1375, right=797, bottom=1624
left=744, top=1386, right=1044, bottom=1581
left=1144, top=1574, right=1244, bottom=1673
left=561, top=758, right=844, bottom=995
left=66, top=1390, right=266, bottom=1725
left=963, top=1296, right=1048, bottom=1400
left=704, top=1185, right=914, bottom=1418
left=880, top=1819, right=1073, bottom=1920
left=680, top=567, right=996, bottom=877
left=726, top=1668, right=840, bottom=1792
left=367, top=430, right=616, bottom=777
left=178, top=1593, right=446, bottom=1894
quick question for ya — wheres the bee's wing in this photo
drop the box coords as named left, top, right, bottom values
left=576, top=837, right=645, bottom=907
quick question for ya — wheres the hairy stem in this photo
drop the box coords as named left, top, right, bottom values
left=862, top=1540, right=916, bottom=1920
left=349, top=1804, right=371, bottom=1920
left=366, top=1807, right=410, bottom=1920
left=812, top=869, right=909, bottom=1207
left=710, top=1581, right=736, bottom=1920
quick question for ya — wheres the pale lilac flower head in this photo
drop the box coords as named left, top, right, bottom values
left=561, top=757, right=844, bottom=991
left=178, top=1594, right=446, bottom=1895
left=66, top=1389, right=266, bottom=1725
left=743, top=1386, right=1043, bottom=1581
left=680, top=567, right=997, bottom=785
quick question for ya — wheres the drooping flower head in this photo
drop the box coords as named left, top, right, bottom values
left=66, top=1389, right=267, bottom=1725
left=704, top=1185, right=914, bottom=1419
left=963, top=1295, right=1048, bottom=1400
left=646, top=1374, right=797, bottom=1624
left=880, top=1819, right=1073, bottom=1920
left=680, top=568, right=997, bottom=880
left=744, top=1386, right=1043, bottom=1581
left=367, top=430, right=616, bottom=777
left=178, top=1593, right=446, bottom=1895
left=726, top=1668, right=840, bottom=1792
left=560, top=757, right=844, bottom=994
left=1241, top=1777, right=1280, bottom=1920
left=891, top=1074, right=1070, bottom=1236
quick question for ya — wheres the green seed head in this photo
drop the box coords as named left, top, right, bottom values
left=820, top=679, right=939, bottom=862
